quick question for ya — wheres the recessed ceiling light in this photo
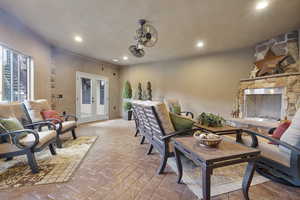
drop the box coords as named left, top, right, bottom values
left=256, top=1, right=269, bottom=10
left=112, top=59, right=119, bottom=62
left=74, top=35, right=83, bottom=43
left=123, top=56, right=128, bottom=60
left=196, top=41, right=205, bottom=48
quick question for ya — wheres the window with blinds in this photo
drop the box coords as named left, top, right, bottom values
left=0, top=45, right=34, bottom=102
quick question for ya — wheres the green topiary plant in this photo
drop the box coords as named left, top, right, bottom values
left=137, top=82, right=142, bottom=100
left=146, top=81, right=152, bottom=100
left=123, top=102, right=132, bottom=111
left=122, top=81, right=133, bottom=120
left=123, top=81, right=132, bottom=99
left=197, top=112, right=225, bottom=127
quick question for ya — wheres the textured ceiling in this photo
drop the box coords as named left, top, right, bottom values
left=0, top=0, right=299, bottom=65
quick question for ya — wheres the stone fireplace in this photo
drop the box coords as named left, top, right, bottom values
left=238, top=73, right=300, bottom=121
left=229, top=30, right=300, bottom=129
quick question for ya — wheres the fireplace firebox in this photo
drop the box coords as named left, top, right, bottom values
left=243, top=88, right=285, bottom=121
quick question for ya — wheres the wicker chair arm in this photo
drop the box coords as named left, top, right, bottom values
left=1, top=129, right=39, bottom=149
left=242, top=129, right=300, bottom=154
left=161, top=128, right=201, bottom=141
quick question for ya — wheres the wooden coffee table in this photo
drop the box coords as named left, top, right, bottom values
left=172, top=136, right=260, bottom=200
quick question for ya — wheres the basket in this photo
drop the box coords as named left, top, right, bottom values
left=194, top=133, right=222, bottom=147
left=198, top=138, right=222, bottom=147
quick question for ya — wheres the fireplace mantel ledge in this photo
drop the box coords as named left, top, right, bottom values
left=240, top=72, right=300, bottom=82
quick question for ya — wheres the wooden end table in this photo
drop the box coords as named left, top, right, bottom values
left=172, top=136, right=260, bottom=200
left=194, top=123, right=243, bottom=142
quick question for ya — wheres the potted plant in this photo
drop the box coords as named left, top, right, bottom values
left=137, top=82, right=142, bottom=100
left=123, top=102, right=133, bottom=120
left=123, top=81, right=133, bottom=120
left=197, top=112, right=225, bottom=127
left=146, top=81, right=152, bottom=100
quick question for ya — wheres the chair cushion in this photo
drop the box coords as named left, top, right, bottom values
left=280, top=109, right=300, bottom=153
left=24, top=99, right=51, bottom=122
left=169, top=112, right=195, bottom=131
left=233, top=135, right=290, bottom=167
left=58, top=121, right=77, bottom=132
left=152, top=102, right=175, bottom=135
left=20, top=130, right=56, bottom=148
left=0, top=143, right=19, bottom=155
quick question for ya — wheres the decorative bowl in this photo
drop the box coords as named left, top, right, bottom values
left=193, top=131, right=222, bottom=147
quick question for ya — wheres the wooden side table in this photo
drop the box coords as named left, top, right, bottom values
left=172, top=137, right=260, bottom=200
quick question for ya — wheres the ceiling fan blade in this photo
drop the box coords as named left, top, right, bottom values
left=129, top=45, right=145, bottom=57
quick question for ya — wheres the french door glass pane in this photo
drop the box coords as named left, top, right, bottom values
left=80, top=78, right=92, bottom=117
left=96, top=80, right=105, bottom=115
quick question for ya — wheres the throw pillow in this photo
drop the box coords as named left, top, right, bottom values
left=269, top=121, right=291, bottom=144
left=152, top=102, right=175, bottom=135
left=0, top=118, right=27, bottom=139
left=169, top=112, right=195, bottom=132
left=41, top=110, right=63, bottom=124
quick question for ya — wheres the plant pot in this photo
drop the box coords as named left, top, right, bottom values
left=123, top=110, right=133, bottom=121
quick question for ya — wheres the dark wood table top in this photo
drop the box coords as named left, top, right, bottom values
left=173, top=136, right=260, bottom=163
left=194, top=123, right=241, bottom=133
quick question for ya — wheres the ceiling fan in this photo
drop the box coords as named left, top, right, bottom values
left=129, top=19, right=158, bottom=58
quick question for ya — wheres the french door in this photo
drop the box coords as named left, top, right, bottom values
left=76, top=72, right=109, bottom=123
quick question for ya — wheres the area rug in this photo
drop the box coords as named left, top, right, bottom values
left=168, top=156, right=269, bottom=199
left=0, top=136, right=97, bottom=189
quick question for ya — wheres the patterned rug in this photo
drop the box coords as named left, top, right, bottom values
left=0, top=136, right=97, bottom=189
left=168, top=156, right=269, bottom=199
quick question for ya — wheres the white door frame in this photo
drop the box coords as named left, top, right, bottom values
left=76, top=71, right=109, bottom=123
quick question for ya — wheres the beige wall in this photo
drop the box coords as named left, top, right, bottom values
left=52, top=49, right=121, bottom=119
left=0, top=9, right=52, bottom=101
left=120, top=48, right=254, bottom=117
left=0, top=10, right=122, bottom=119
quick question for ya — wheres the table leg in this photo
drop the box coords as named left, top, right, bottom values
left=140, top=136, right=145, bottom=144
left=242, top=160, right=256, bottom=200
left=236, top=130, right=243, bottom=143
left=202, top=166, right=211, bottom=200
left=174, top=147, right=183, bottom=184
